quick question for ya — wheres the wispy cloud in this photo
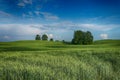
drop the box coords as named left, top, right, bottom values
left=35, top=11, right=40, bottom=16
left=0, top=24, right=42, bottom=41
left=17, top=0, right=59, bottom=21
left=3, top=35, right=10, bottom=39
left=17, top=0, right=32, bottom=7
left=40, top=12, right=59, bottom=20
left=17, top=2, right=25, bottom=7
left=0, top=24, right=41, bottom=35
left=0, top=23, right=58, bottom=41
left=0, top=11, right=13, bottom=17
left=77, top=24, right=113, bottom=31
left=22, top=11, right=59, bottom=20
left=0, top=22, right=118, bottom=33
left=0, top=21, right=119, bottom=41
left=43, top=22, right=118, bottom=32
left=23, top=0, right=32, bottom=4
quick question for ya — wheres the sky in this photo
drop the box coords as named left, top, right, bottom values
left=0, top=0, right=120, bottom=41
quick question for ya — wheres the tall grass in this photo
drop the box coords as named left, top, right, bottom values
left=0, top=40, right=120, bottom=80
left=0, top=50, right=120, bottom=80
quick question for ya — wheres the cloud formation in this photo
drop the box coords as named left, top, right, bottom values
left=48, top=34, right=53, bottom=38
left=0, top=24, right=41, bottom=35
left=17, top=0, right=32, bottom=7
left=0, top=24, right=42, bottom=41
left=39, top=12, right=59, bottom=20
left=17, top=2, right=25, bottom=7
left=100, top=34, right=108, bottom=39
left=23, top=0, right=32, bottom=4
left=0, top=21, right=119, bottom=41
left=0, top=23, right=57, bottom=41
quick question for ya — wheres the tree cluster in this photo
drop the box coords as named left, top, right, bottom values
left=35, top=30, right=93, bottom=44
left=35, top=34, right=48, bottom=40
left=72, top=30, right=93, bottom=45
left=35, top=34, right=54, bottom=41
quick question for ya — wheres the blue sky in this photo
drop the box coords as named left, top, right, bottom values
left=0, top=0, right=120, bottom=41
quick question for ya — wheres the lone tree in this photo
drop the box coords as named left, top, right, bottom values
left=42, top=34, right=48, bottom=40
left=50, top=38, right=54, bottom=41
left=72, top=30, right=93, bottom=45
left=35, top=34, right=41, bottom=40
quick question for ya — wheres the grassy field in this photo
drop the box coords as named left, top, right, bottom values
left=0, top=40, right=120, bottom=80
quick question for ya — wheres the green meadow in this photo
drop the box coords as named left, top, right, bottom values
left=0, top=40, right=120, bottom=80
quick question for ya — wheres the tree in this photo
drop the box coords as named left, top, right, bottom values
left=72, top=30, right=93, bottom=45
left=72, top=30, right=84, bottom=44
left=86, top=31, right=93, bottom=44
left=35, top=34, right=41, bottom=40
left=50, top=38, right=54, bottom=41
left=42, top=34, right=48, bottom=40
left=62, top=40, right=65, bottom=43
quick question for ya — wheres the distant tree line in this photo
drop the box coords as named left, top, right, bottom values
left=35, top=34, right=54, bottom=41
left=35, top=30, right=93, bottom=45
left=72, top=30, right=93, bottom=45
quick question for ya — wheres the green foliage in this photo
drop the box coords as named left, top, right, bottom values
left=72, top=30, right=83, bottom=44
left=83, top=31, right=93, bottom=44
left=50, top=38, right=54, bottom=41
left=72, top=30, right=93, bottom=45
left=42, top=34, right=48, bottom=40
left=0, top=40, right=120, bottom=80
left=35, top=34, right=41, bottom=40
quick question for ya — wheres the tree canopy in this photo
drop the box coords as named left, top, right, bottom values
left=35, top=30, right=93, bottom=44
left=42, top=34, right=48, bottom=40
left=35, top=34, right=41, bottom=40
left=50, top=38, right=54, bottom=41
left=72, top=30, right=93, bottom=45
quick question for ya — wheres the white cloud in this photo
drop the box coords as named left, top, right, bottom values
left=78, top=24, right=113, bottom=31
left=17, top=0, right=32, bottom=7
left=46, top=15, right=59, bottom=20
left=40, top=12, right=59, bottom=20
left=0, top=24, right=41, bottom=36
left=49, top=34, right=53, bottom=38
left=42, top=33, right=54, bottom=39
left=42, top=22, right=117, bottom=32
left=0, top=21, right=119, bottom=41
left=23, top=11, right=59, bottom=21
left=23, top=0, right=32, bottom=4
left=0, top=24, right=45, bottom=41
left=17, top=2, right=25, bottom=7
left=100, top=34, right=108, bottom=39
left=3, top=36, right=10, bottom=39
left=41, top=21, right=118, bottom=32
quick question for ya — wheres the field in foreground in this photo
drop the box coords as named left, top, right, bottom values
left=0, top=40, right=120, bottom=80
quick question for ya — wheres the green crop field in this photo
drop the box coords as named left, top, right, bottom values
left=0, top=40, right=120, bottom=80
